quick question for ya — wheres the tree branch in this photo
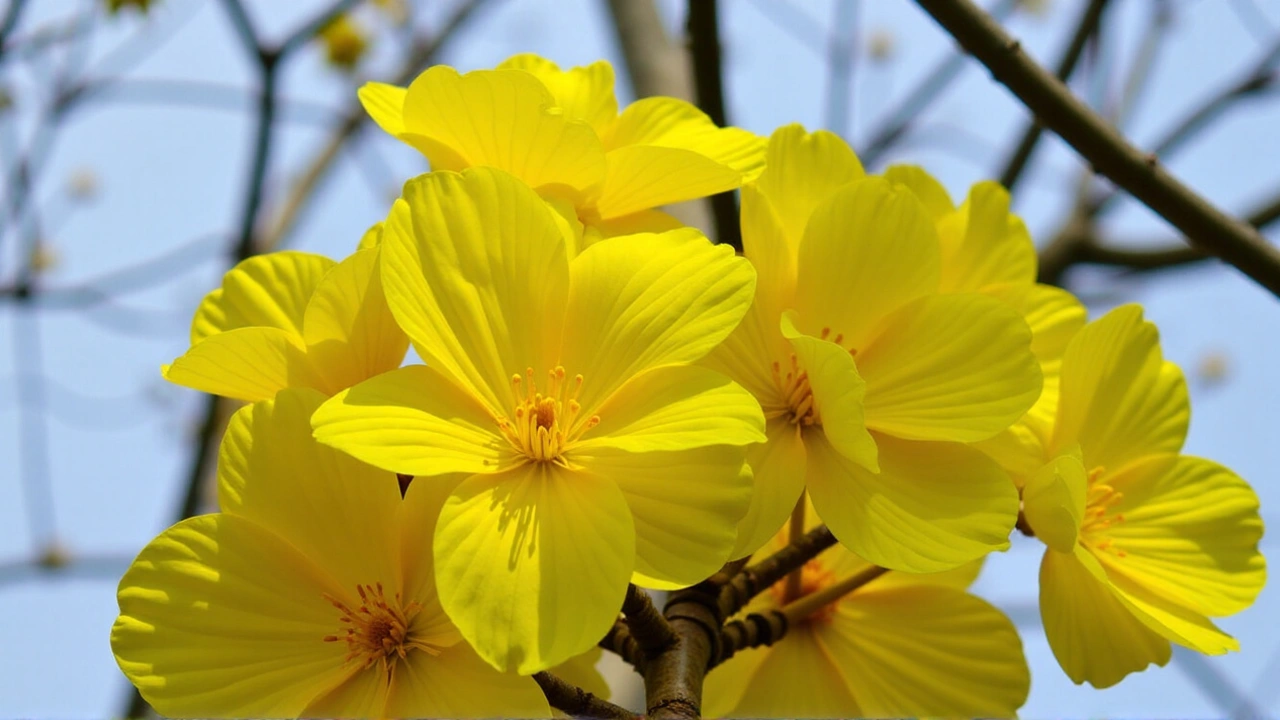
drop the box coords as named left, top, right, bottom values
left=686, top=0, right=740, bottom=250
left=621, top=584, right=677, bottom=657
left=718, top=524, right=836, bottom=618
left=532, top=671, right=640, bottom=720
left=915, top=0, right=1280, bottom=298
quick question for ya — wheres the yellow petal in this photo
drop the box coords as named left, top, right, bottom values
left=190, top=251, right=335, bottom=344
left=793, top=177, right=941, bottom=350
left=731, top=416, right=808, bottom=559
left=358, top=81, right=407, bottom=137
left=499, top=53, right=618, bottom=136
left=112, top=515, right=350, bottom=717
left=1103, top=566, right=1240, bottom=655
left=381, top=169, right=570, bottom=412
left=820, top=586, right=1030, bottom=717
left=1039, top=546, right=1171, bottom=687
left=712, top=627, right=861, bottom=718
left=302, top=248, right=409, bottom=393
left=754, top=123, right=865, bottom=243
left=397, top=473, right=467, bottom=642
left=739, top=182, right=797, bottom=314
left=1022, top=449, right=1088, bottom=552
left=811, top=528, right=986, bottom=590
left=312, top=365, right=511, bottom=476
left=780, top=312, right=878, bottom=472
left=935, top=181, right=1036, bottom=292
left=603, top=96, right=765, bottom=175
left=806, top=432, right=1018, bottom=572
left=561, top=228, right=755, bottom=414
left=858, top=293, right=1042, bottom=443
left=218, top=388, right=402, bottom=592
left=993, top=282, right=1087, bottom=366
left=399, top=66, right=606, bottom=198
left=594, top=145, right=742, bottom=219
left=575, top=364, right=765, bottom=453
left=1102, top=455, right=1265, bottom=616
left=1053, top=304, right=1189, bottom=466
left=385, top=642, right=551, bottom=718
left=972, top=417, right=1047, bottom=484
left=703, top=638, right=771, bottom=718
left=575, top=445, right=752, bottom=589
left=356, top=221, right=384, bottom=251
left=163, top=326, right=316, bottom=402
left=435, top=464, right=634, bottom=673
left=302, top=668, right=387, bottom=719
left=589, top=207, right=683, bottom=240
left=882, top=164, right=955, bottom=220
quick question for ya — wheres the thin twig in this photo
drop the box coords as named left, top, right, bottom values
left=916, top=0, right=1280, bottom=298
left=686, top=0, right=740, bottom=250
left=718, top=524, right=837, bottom=619
left=532, top=671, right=640, bottom=720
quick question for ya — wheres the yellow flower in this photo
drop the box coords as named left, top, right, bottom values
left=311, top=167, right=765, bottom=674
left=704, top=124, right=1040, bottom=570
left=883, top=165, right=1087, bottom=480
left=1019, top=305, right=1266, bottom=687
left=317, top=14, right=370, bottom=72
left=163, top=248, right=408, bottom=401
left=357, top=54, right=765, bottom=246
left=703, top=509, right=1030, bottom=718
left=110, top=388, right=550, bottom=718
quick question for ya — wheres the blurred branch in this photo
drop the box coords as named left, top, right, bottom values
left=686, top=0, right=739, bottom=250
left=997, top=0, right=1109, bottom=192
left=915, top=0, right=1280, bottom=298
left=0, top=552, right=133, bottom=588
left=1110, top=0, right=1173, bottom=129
left=859, top=0, right=1016, bottom=166
left=0, top=0, right=29, bottom=64
left=533, top=671, right=640, bottom=720
left=823, top=0, right=859, bottom=138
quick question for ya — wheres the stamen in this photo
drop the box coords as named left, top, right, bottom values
left=496, top=366, right=599, bottom=465
left=322, top=583, right=439, bottom=676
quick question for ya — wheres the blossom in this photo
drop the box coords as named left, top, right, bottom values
left=1019, top=305, right=1266, bottom=687
left=357, top=54, right=765, bottom=246
left=311, top=167, right=765, bottom=673
left=703, top=124, right=1040, bottom=570
left=163, top=248, right=408, bottom=401
left=110, top=388, right=550, bottom=718
left=703, top=509, right=1030, bottom=718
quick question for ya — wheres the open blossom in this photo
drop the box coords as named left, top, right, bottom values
left=358, top=53, right=764, bottom=246
left=111, top=389, right=549, bottom=718
left=703, top=124, right=1041, bottom=570
left=163, top=249, right=408, bottom=401
left=311, top=167, right=765, bottom=673
left=1017, top=305, right=1266, bottom=687
left=703, top=508, right=1030, bottom=718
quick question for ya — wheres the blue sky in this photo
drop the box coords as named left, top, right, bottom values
left=1, top=0, right=1278, bottom=716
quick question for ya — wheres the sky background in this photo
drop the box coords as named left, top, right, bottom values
left=1, top=0, right=1279, bottom=717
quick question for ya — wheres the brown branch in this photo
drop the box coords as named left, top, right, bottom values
left=997, top=0, right=1110, bottom=191
left=718, top=524, right=837, bottom=618
left=916, top=0, right=1280, bottom=299
left=621, top=584, right=677, bottom=657
left=599, top=619, right=646, bottom=669
left=686, top=0, right=740, bottom=251
left=532, top=671, right=639, bottom=720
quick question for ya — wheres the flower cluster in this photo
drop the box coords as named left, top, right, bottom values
left=112, top=55, right=1265, bottom=717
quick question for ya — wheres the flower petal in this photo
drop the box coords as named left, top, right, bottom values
left=712, top=628, right=861, bottom=718
left=575, top=364, right=764, bottom=453
left=162, top=326, right=316, bottom=402
left=385, top=642, right=551, bottom=718
left=399, top=66, right=606, bottom=197
left=576, top=445, right=752, bottom=589
left=358, top=81, right=407, bottom=137
left=1021, top=449, right=1088, bottom=552
left=435, top=464, right=634, bottom=673
left=111, top=515, right=350, bottom=717
left=794, top=177, right=940, bottom=350
left=312, top=365, right=511, bottom=476
left=934, top=181, right=1036, bottom=292
left=499, top=54, right=617, bottom=136
left=1103, top=567, right=1240, bottom=655
left=594, top=145, right=742, bottom=219
left=731, top=416, right=808, bottom=559
left=1053, top=304, right=1189, bottom=466
left=603, top=96, right=765, bottom=175
left=561, top=229, right=755, bottom=414
left=190, top=251, right=334, bottom=344
left=302, top=248, right=409, bottom=393
left=754, top=124, right=865, bottom=242
left=301, top=668, right=387, bottom=719
left=398, top=472, right=467, bottom=645
left=781, top=312, right=878, bottom=472
left=381, top=168, right=570, bottom=413
left=806, top=432, right=1018, bottom=572
left=858, top=293, right=1041, bottom=442
left=218, top=388, right=402, bottom=592
left=821, top=586, right=1030, bottom=717
left=1103, top=455, right=1265, bottom=616
left=1039, top=546, right=1172, bottom=687
left=882, top=164, right=955, bottom=220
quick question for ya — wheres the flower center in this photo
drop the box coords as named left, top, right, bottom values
left=769, top=560, right=840, bottom=625
left=1081, top=466, right=1127, bottom=558
left=498, top=366, right=599, bottom=464
left=323, top=583, right=440, bottom=675
left=768, top=327, right=855, bottom=426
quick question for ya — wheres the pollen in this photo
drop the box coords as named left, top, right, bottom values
left=1081, top=466, right=1128, bottom=559
left=497, top=366, right=599, bottom=465
left=770, top=560, right=840, bottom=625
left=322, top=583, right=440, bottom=677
